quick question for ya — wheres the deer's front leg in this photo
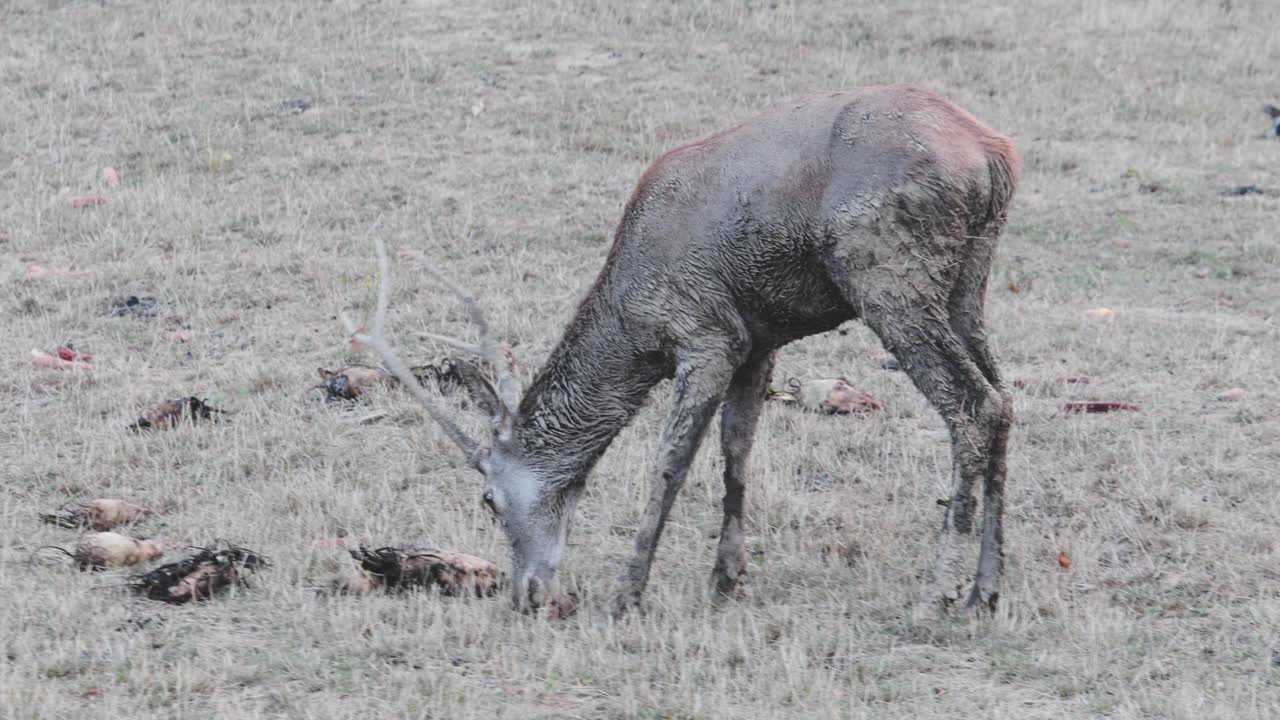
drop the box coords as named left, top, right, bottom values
left=711, top=351, right=774, bottom=602
left=609, top=358, right=729, bottom=617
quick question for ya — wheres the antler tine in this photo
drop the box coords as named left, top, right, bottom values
left=417, top=263, right=522, bottom=415
left=343, top=237, right=484, bottom=469
left=418, top=331, right=483, bottom=357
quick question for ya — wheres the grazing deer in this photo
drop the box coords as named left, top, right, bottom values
left=346, top=84, right=1018, bottom=617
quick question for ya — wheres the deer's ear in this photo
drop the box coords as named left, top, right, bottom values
left=1266, top=104, right=1280, bottom=119
left=317, top=367, right=334, bottom=380
left=452, top=359, right=506, bottom=423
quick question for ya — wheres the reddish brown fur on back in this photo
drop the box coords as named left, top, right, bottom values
left=893, top=84, right=1020, bottom=175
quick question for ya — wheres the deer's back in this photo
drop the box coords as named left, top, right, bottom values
left=595, top=84, right=1017, bottom=355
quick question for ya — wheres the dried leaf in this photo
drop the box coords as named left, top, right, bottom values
left=27, top=264, right=92, bottom=280
left=70, top=195, right=106, bottom=209
left=1057, top=550, right=1073, bottom=570
left=1216, top=387, right=1246, bottom=402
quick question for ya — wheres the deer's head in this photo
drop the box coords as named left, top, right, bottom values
left=344, top=240, right=572, bottom=613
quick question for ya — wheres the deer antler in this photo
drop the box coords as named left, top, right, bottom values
left=416, top=263, right=521, bottom=417
left=343, top=238, right=484, bottom=469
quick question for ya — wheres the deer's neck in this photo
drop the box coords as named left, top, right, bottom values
left=515, top=296, right=656, bottom=482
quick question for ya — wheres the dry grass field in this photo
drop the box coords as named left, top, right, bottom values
left=3, top=0, right=1279, bottom=717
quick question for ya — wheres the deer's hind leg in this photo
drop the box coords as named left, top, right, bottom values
left=947, top=235, right=1013, bottom=610
left=711, top=350, right=775, bottom=602
left=827, top=218, right=1007, bottom=612
left=863, top=300, right=1007, bottom=612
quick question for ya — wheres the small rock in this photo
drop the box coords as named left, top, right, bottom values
left=1217, top=387, right=1246, bottom=402
left=1221, top=185, right=1263, bottom=196
left=108, top=295, right=160, bottom=319
left=879, top=357, right=901, bottom=371
left=279, top=97, right=314, bottom=114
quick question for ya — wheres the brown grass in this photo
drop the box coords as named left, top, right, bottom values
left=3, top=0, right=1279, bottom=717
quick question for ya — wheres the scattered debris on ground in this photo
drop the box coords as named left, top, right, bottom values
left=330, top=573, right=381, bottom=595
left=879, top=357, right=900, bottom=371
left=39, top=532, right=164, bottom=571
left=1012, top=376, right=1091, bottom=389
left=1217, top=387, right=1247, bottom=402
left=314, top=365, right=391, bottom=401
left=1265, top=103, right=1279, bottom=138
left=41, top=499, right=152, bottom=531
left=56, top=346, right=93, bottom=363
left=107, top=295, right=160, bottom=319
left=409, top=357, right=472, bottom=397
left=1063, top=401, right=1140, bottom=414
left=130, top=543, right=268, bottom=604
left=768, top=378, right=882, bottom=415
left=316, top=357, right=500, bottom=411
left=411, top=356, right=505, bottom=414
left=31, top=347, right=93, bottom=370
left=26, top=264, right=93, bottom=280
left=347, top=546, right=501, bottom=597
left=1221, top=184, right=1264, bottom=196
left=129, top=397, right=226, bottom=432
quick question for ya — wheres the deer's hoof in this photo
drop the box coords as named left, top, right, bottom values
left=965, top=581, right=999, bottom=613
left=709, top=571, right=747, bottom=607
left=607, top=588, right=640, bottom=619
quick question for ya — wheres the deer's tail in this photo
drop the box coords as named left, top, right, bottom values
left=981, top=135, right=1020, bottom=230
